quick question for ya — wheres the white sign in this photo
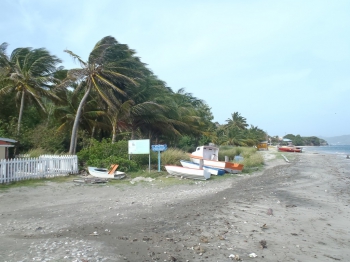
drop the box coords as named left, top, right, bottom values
left=128, top=139, right=150, bottom=154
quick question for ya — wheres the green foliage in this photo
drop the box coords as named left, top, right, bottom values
left=217, top=146, right=263, bottom=170
left=218, top=146, right=244, bottom=160
left=25, top=148, right=52, bottom=157
left=177, top=135, right=197, bottom=152
left=160, top=148, right=190, bottom=166
left=240, top=151, right=264, bottom=169
left=78, top=139, right=127, bottom=161
left=283, top=134, right=324, bottom=146
left=26, top=124, right=68, bottom=153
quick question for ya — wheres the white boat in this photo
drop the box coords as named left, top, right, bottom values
left=164, top=165, right=211, bottom=180
left=88, top=166, right=126, bottom=179
left=190, top=145, right=244, bottom=174
left=180, top=160, right=226, bottom=176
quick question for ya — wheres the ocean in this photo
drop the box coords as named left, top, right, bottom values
left=302, top=145, right=350, bottom=157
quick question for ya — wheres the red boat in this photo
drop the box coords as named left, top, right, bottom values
left=278, top=146, right=303, bottom=153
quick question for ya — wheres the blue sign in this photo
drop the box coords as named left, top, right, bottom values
left=151, top=144, right=167, bottom=152
left=151, top=144, right=167, bottom=172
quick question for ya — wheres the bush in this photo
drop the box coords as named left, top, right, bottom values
left=25, top=148, right=52, bottom=157
left=217, top=146, right=263, bottom=169
left=240, top=151, right=264, bottom=168
left=160, top=148, right=190, bottom=166
left=218, top=146, right=244, bottom=161
left=78, top=139, right=128, bottom=161
left=77, top=139, right=139, bottom=170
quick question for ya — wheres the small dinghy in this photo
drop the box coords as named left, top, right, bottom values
left=88, top=164, right=126, bottom=179
left=164, top=165, right=211, bottom=180
left=180, top=160, right=225, bottom=175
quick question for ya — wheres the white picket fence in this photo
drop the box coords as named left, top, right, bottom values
left=0, top=155, right=78, bottom=184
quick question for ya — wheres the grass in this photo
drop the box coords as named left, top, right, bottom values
left=275, top=151, right=301, bottom=162
left=218, top=146, right=265, bottom=173
left=24, top=148, right=52, bottom=157
left=0, top=175, right=72, bottom=190
left=160, top=148, right=190, bottom=165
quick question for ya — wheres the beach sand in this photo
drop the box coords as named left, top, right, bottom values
left=0, top=148, right=349, bottom=261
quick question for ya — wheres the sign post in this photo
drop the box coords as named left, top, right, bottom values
left=151, top=144, right=167, bottom=172
left=128, top=139, right=151, bottom=172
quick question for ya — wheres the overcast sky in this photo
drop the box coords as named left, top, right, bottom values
left=2, top=0, right=350, bottom=138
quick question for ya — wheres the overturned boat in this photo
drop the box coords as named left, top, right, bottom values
left=180, top=160, right=226, bottom=176
left=88, top=165, right=126, bottom=179
left=278, top=145, right=303, bottom=153
left=190, top=145, right=244, bottom=174
left=164, top=165, right=211, bottom=180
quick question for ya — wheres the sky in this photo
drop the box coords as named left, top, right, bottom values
left=1, top=0, right=350, bottom=138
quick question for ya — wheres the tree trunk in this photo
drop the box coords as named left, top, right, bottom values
left=131, top=128, right=135, bottom=140
left=91, top=118, right=97, bottom=138
left=17, top=90, right=25, bottom=136
left=112, top=121, right=117, bottom=144
left=69, top=86, right=91, bottom=154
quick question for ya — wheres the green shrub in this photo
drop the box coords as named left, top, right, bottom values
left=78, top=139, right=135, bottom=169
left=26, top=148, right=52, bottom=157
left=218, top=146, right=244, bottom=161
left=87, top=156, right=138, bottom=172
left=160, top=148, right=190, bottom=166
left=217, top=146, right=263, bottom=170
left=240, top=152, right=264, bottom=168
left=131, top=151, right=159, bottom=167
left=78, top=139, right=128, bottom=161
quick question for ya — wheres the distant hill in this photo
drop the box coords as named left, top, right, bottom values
left=321, top=135, right=350, bottom=145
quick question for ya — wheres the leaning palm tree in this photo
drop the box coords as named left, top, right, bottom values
left=225, top=112, right=248, bottom=131
left=63, top=36, right=149, bottom=154
left=0, top=42, right=62, bottom=135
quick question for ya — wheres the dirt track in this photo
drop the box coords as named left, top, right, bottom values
left=1, top=151, right=350, bottom=261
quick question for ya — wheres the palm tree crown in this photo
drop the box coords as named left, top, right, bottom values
left=0, top=42, right=62, bottom=135
left=64, top=36, right=149, bottom=154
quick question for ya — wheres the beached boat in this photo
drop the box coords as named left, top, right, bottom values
left=278, top=146, right=303, bottom=153
left=190, top=145, right=244, bottom=173
left=180, top=160, right=226, bottom=175
left=88, top=166, right=126, bottom=179
left=164, top=165, right=211, bottom=180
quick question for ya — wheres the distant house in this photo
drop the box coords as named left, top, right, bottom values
left=0, top=138, right=17, bottom=160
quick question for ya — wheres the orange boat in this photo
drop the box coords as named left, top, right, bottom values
left=278, top=146, right=303, bottom=153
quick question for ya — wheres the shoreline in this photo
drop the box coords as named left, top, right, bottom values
left=0, top=149, right=349, bottom=261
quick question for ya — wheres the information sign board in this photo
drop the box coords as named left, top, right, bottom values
left=128, top=139, right=150, bottom=154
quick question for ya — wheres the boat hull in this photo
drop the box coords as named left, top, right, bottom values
left=190, top=157, right=243, bottom=174
left=88, top=167, right=126, bottom=179
left=278, top=146, right=302, bottom=153
left=180, top=160, right=225, bottom=175
left=164, top=165, right=211, bottom=180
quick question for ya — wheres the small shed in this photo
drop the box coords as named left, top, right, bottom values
left=257, top=141, right=268, bottom=151
left=0, top=137, right=17, bottom=160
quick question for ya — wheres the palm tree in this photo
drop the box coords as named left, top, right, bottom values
left=225, top=112, right=248, bottom=130
left=0, top=42, right=62, bottom=136
left=105, top=99, right=133, bottom=143
left=54, top=89, right=107, bottom=144
left=63, top=36, right=149, bottom=154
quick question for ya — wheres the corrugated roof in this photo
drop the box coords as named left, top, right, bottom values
left=0, top=137, right=17, bottom=143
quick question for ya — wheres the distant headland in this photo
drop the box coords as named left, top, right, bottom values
left=320, top=135, right=350, bottom=145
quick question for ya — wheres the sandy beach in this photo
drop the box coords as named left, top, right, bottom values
left=0, top=148, right=349, bottom=262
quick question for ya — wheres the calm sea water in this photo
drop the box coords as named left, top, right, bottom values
left=302, top=145, right=350, bottom=157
